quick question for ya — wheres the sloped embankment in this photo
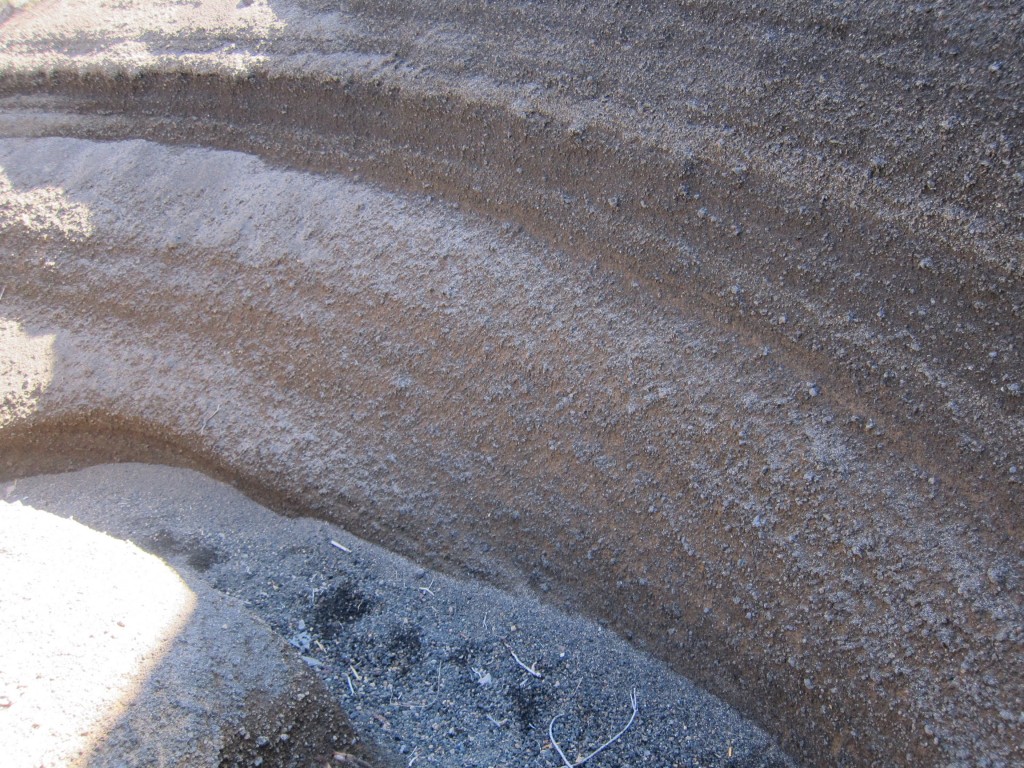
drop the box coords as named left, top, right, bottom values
left=0, top=2, right=1021, bottom=766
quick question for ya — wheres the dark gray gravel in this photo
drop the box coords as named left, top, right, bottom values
left=10, top=463, right=793, bottom=768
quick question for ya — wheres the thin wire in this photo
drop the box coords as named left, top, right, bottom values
left=548, top=688, right=639, bottom=767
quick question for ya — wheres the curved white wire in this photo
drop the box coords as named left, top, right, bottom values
left=548, top=688, right=639, bottom=767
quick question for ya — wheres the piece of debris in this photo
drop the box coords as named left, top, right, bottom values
left=548, top=688, right=640, bottom=767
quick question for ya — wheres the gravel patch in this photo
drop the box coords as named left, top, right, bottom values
left=8, top=463, right=792, bottom=768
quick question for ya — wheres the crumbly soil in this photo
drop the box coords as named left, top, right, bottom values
left=7, top=463, right=794, bottom=768
left=0, top=2, right=1021, bottom=767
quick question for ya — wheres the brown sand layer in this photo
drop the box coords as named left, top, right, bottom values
left=0, top=2, right=1021, bottom=766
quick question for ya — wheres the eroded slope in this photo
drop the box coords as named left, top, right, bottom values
left=0, top=2, right=1022, bottom=767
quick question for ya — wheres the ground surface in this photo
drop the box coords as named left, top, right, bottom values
left=6, top=463, right=792, bottom=768
left=0, top=470, right=374, bottom=768
left=0, top=2, right=1021, bottom=767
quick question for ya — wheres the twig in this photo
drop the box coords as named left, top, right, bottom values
left=548, top=688, right=639, bottom=768
left=199, top=404, right=221, bottom=434
left=330, top=539, right=352, bottom=553
left=346, top=674, right=355, bottom=695
left=508, top=646, right=543, bottom=678
left=0, top=285, right=6, bottom=302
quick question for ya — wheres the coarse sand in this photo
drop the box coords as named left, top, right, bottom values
left=1, top=2, right=1022, bottom=766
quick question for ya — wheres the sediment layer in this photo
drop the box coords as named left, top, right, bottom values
left=1, top=2, right=1021, bottom=766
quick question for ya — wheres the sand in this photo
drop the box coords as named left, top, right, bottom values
left=0, top=2, right=1021, bottom=766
